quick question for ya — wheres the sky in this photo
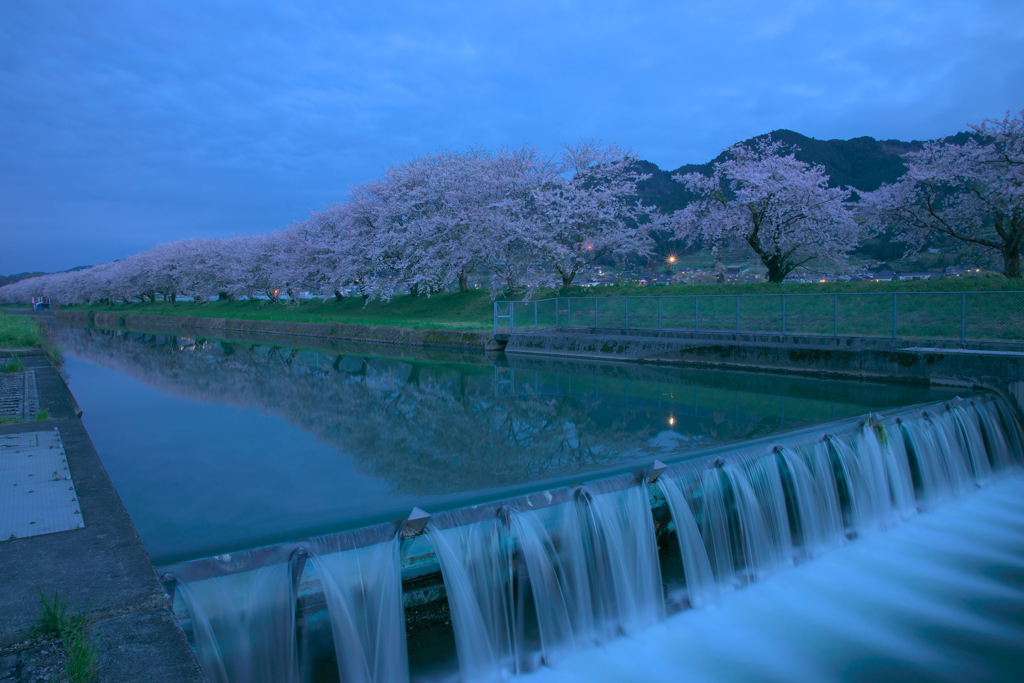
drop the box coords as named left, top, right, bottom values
left=2, top=0, right=1023, bottom=275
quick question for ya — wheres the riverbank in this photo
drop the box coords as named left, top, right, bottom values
left=0, top=311, right=60, bottom=364
left=23, top=276, right=1020, bottom=333
left=0, top=354, right=204, bottom=681
left=55, top=309, right=495, bottom=349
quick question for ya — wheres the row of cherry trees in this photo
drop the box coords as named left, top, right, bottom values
left=3, top=110, right=1022, bottom=306
left=1, top=142, right=660, bottom=305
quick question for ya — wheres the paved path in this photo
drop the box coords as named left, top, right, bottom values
left=0, top=356, right=205, bottom=682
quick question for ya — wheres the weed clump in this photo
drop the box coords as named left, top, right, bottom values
left=36, top=588, right=97, bottom=683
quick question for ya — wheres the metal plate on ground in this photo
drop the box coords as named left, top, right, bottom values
left=0, top=370, right=39, bottom=420
left=0, top=429, right=83, bottom=541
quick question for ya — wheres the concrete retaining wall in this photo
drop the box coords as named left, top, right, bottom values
left=56, top=310, right=491, bottom=350
left=505, top=330, right=1024, bottom=417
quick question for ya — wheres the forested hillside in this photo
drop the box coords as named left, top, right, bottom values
left=633, top=129, right=961, bottom=213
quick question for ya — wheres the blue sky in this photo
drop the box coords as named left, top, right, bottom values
left=2, top=0, right=1022, bottom=274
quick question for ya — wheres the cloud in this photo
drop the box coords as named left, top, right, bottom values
left=1, top=0, right=1022, bottom=272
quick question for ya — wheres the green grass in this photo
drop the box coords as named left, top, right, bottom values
left=36, top=588, right=97, bottom=683
left=60, top=278, right=1024, bottom=333
left=0, top=407, right=50, bottom=425
left=0, top=312, right=60, bottom=366
left=75, top=290, right=499, bottom=331
left=0, top=311, right=51, bottom=349
left=532, top=289, right=1024, bottom=342
left=1, top=354, right=24, bottom=372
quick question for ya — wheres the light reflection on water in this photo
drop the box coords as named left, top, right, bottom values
left=519, top=473, right=1024, bottom=683
left=54, top=324, right=958, bottom=565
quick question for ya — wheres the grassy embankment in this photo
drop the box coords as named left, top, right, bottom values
left=0, top=312, right=58, bottom=423
left=0, top=310, right=58, bottom=358
left=66, top=277, right=1023, bottom=332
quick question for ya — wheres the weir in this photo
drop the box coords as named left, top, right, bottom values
left=159, top=393, right=1024, bottom=683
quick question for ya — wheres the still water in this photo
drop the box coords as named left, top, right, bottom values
left=54, top=324, right=957, bottom=566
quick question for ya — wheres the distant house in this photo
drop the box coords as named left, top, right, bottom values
left=898, top=272, right=937, bottom=281
left=870, top=271, right=896, bottom=281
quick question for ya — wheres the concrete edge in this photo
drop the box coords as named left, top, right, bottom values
left=54, top=310, right=494, bottom=350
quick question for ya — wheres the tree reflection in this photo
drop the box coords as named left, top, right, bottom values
left=53, top=326, right=949, bottom=496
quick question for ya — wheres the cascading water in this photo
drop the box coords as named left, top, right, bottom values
left=426, top=512, right=516, bottom=683
left=425, top=476, right=664, bottom=681
left=304, top=534, right=408, bottom=683
left=163, top=394, right=1023, bottom=683
left=656, top=473, right=717, bottom=607
left=171, top=563, right=297, bottom=683
left=774, top=447, right=844, bottom=558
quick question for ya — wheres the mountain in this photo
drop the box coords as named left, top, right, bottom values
left=634, top=129, right=953, bottom=214
left=633, top=129, right=982, bottom=265
left=0, top=265, right=92, bottom=288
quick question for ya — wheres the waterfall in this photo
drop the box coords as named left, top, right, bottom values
left=162, top=394, right=1023, bottom=683
left=656, top=473, right=717, bottom=607
left=426, top=475, right=664, bottom=681
left=171, top=563, right=297, bottom=683
left=975, top=399, right=1023, bottom=471
left=574, top=477, right=665, bottom=637
left=649, top=396, right=1022, bottom=625
left=426, top=512, right=516, bottom=683
left=304, top=534, right=408, bottom=683
left=511, top=498, right=596, bottom=662
left=863, top=420, right=917, bottom=520
left=774, top=447, right=844, bottom=558
left=951, top=404, right=994, bottom=485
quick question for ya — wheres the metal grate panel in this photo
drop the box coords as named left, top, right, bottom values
left=0, top=428, right=84, bottom=541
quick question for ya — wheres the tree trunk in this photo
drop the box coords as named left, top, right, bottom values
left=1003, top=244, right=1022, bottom=278
left=334, top=290, right=345, bottom=301
left=766, top=264, right=786, bottom=283
left=561, top=272, right=575, bottom=288
left=459, top=272, right=469, bottom=292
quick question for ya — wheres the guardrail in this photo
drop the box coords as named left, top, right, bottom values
left=494, top=292, right=1024, bottom=343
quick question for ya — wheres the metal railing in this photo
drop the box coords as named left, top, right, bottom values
left=494, top=292, right=1024, bottom=344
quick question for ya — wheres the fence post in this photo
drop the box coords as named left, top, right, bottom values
left=658, top=296, right=662, bottom=330
left=735, top=295, right=740, bottom=332
left=961, top=292, right=966, bottom=343
left=568, top=297, right=571, bottom=328
left=892, top=292, right=897, bottom=339
left=594, top=297, right=598, bottom=328
left=534, top=300, right=538, bottom=330
left=695, top=296, right=700, bottom=332
left=555, top=298, right=559, bottom=327
left=782, top=294, right=786, bottom=335
left=493, top=301, right=497, bottom=333
left=510, top=301, right=514, bottom=331
left=834, top=293, right=838, bottom=338
left=625, top=297, right=629, bottom=329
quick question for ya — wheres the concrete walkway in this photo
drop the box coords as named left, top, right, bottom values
left=0, top=356, right=205, bottom=682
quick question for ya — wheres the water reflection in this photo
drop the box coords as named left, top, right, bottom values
left=53, top=324, right=954, bottom=498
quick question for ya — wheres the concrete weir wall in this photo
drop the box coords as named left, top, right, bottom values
left=503, top=329, right=1024, bottom=416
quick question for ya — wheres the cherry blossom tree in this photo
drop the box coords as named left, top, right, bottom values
left=863, top=110, right=1024, bottom=278
left=671, top=138, right=860, bottom=283
left=526, top=141, right=657, bottom=287
left=388, top=148, right=493, bottom=294
left=0, top=141, right=674, bottom=306
left=474, top=146, right=557, bottom=297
